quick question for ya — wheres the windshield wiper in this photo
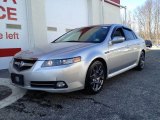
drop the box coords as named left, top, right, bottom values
left=52, top=40, right=91, bottom=43
left=65, top=41, right=81, bottom=42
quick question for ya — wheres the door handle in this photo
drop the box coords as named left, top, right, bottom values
left=104, top=51, right=110, bottom=54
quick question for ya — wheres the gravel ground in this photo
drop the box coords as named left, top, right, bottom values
left=0, top=86, right=12, bottom=100
left=0, top=69, right=9, bottom=78
left=0, top=50, right=160, bottom=120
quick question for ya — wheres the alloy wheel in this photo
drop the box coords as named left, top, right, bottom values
left=89, top=63, right=105, bottom=92
left=140, top=52, right=145, bottom=69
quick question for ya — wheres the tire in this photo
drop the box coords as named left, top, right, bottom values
left=136, top=51, right=145, bottom=71
left=84, top=61, right=106, bottom=94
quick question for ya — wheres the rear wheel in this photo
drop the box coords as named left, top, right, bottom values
left=136, top=51, right=145, bottom=71
left=84, top=61, right=106, bottom=94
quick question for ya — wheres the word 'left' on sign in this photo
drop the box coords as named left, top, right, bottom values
left=6, top=32, right=19, bottom=39
left=0, top=32, right=19, bottom=40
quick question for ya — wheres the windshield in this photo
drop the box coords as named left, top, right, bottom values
left=53, top=26, right=110, bottom=43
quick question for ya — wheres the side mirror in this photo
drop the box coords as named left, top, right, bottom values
left=145, top=40, right=152, bottom=48
left=111, top=36, right=125, bottom=44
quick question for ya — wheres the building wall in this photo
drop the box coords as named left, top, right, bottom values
left=103, top=2, right=121, bottom=24
left=88, top=0, right=102, bottom=25
left=25, top=0, right=48, bottom=48
left=45, top=0, right=89, bottom=43
left=89, top=0, right=121, bottom=25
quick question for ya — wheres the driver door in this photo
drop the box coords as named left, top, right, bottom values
left=107, top=27, right=130, bottom=74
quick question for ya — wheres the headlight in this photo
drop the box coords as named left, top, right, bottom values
left=42, top=56, right=81, bottom=67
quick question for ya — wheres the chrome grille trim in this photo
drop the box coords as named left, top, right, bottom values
left=13, top=58, right=37, bottom=71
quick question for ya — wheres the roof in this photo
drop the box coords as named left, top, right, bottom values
left=77, top=24, right=127, bottom=29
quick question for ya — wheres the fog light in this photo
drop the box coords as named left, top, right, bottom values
left=56, top=82, right=66, bottom=88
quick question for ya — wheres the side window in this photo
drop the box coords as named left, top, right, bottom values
left=123, top=28, right=136, bottom=40
left=112, top=28, right=125, bottom=39
left=132, top=31, right=138, bottom=39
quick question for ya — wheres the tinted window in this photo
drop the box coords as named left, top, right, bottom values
left=53, top=26, right=110, bottom=43
left=112, top=28, right=125, bottom=39
left=123, top=29, right=136, bottom=40
left=132, top=32, right=138, bottom=39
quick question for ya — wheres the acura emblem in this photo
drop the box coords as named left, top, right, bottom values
left=16, top=61, right=25, bottom=68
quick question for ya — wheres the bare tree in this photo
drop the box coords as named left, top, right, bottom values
left=132, top=0, right=160, bottom=44
left=153, top=0, right=160, bottom=44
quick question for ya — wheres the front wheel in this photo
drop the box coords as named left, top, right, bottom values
left=136, top=51, right=145, bottom=71
left=84, top=61, right=106, bottom=94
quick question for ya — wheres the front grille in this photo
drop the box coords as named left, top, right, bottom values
left=31, top=81, right=57, bottom=88
left=13, top=58, right=37, bottom=71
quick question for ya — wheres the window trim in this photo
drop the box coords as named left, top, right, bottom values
left=111, top=27, right=125, bottom=40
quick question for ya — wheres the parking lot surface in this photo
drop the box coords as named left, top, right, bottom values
left=0, top=50, right=160, bottom=120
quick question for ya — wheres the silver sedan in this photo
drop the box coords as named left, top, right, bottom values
left=9, top=24, right=146, bottom=94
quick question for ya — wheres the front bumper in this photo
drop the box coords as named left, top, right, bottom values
left=9, top=60, right=87, bottom=93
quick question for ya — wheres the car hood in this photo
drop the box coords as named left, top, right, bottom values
left=15, top=42, right=96, bottom=60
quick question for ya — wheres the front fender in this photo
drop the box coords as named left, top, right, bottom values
left=84, top=51, right=106, bottom=66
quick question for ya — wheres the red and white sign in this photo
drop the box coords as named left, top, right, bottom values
left=0, top=0, right=29, bottom=69
left=0, top=0, right=17, bottom=21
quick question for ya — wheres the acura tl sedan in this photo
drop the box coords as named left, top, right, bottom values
left=9, top=24, right=146, bottom=94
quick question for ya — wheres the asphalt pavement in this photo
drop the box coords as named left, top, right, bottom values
left=0, top=49, right=160, bottom=120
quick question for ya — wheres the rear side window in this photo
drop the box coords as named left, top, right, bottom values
left=123, top=28, right=136, bottom=40
left=132, top=32, right=138, bottom=39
